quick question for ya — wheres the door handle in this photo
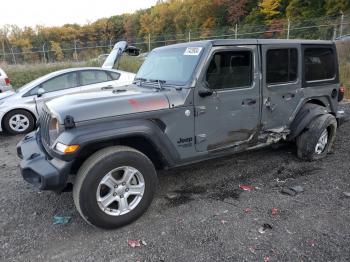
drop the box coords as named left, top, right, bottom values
left=242, top=99, right=256, bottom=106
left=101, top=85, right=113, bottom=90
left=282, top=93, right=295, bottom=100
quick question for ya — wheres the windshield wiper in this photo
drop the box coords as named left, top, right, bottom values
left=149, top=79, right=167, bottom=90
left=133, top=77, right=147, bottom=86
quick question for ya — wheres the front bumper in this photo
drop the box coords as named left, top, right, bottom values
left=17, top=131, right=72, bottom=191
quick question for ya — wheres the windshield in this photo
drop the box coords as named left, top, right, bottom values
left=136, top=46, right=204, bottom=86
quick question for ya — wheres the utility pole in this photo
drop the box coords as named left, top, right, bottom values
left=148, top=34, right=151, bottom=52
left=287, top=18, right=291, bottom=39
left=188, top=30, right=191, bottom=42
left=340, top=11, right=344, bottom=38
left=333, top=25, right=338, bottom=40
left=74, top=39, right=78, bottom=61
left=235, top=24, right=238, bottom=39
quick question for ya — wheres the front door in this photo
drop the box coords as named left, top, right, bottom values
left=194, top=45, right=261, bottom=152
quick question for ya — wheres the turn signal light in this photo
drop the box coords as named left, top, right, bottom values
left=55, top=143, right=80, bottom=154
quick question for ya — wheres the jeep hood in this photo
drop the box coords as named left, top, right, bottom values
left=47, top=87, right=170, bottom=123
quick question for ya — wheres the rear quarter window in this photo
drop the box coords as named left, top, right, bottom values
left=304, top=47, right=336, bottom=82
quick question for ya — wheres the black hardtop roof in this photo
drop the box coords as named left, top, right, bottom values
left=154, top=39, right=334, bottom=51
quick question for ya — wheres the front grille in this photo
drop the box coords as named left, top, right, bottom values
left=40, top=105, right=52, bottom=147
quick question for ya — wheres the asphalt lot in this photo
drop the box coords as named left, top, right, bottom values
left=1, top=104, right=350, bottom=262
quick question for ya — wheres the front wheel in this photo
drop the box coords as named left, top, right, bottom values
left=3, top=110, right=35, bottom=135
left=73, top=146, right=158, bottom=229
left=296, top=114, right=337, bottom=161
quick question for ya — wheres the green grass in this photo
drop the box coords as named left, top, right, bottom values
left=1, top=55, right=143, bottom=89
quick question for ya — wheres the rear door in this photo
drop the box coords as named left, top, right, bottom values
left=79, top=70, right=117, bottom=93
left=261, top=44, right=303, bottom=130
left=194, top=45, right=261, bottom=152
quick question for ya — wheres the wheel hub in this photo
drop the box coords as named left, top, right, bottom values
left=96, top=166, right=145, bottom=216
left=315, top=129, right=329, bottom=155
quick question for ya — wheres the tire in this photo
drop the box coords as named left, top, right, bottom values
left=296, top=114, right=337, bottom=161
left=73, top=146, right=158, bottom=229
left=3, top=109, right=35, bottom=135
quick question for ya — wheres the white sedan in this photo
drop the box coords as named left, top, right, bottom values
left=0, top=41, right=137, bottom=135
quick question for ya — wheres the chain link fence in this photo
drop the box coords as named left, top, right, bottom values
left=1, top=14, right=350, bottom=65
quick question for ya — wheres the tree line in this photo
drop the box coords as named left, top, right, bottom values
left=0, top=0, right=349, bottom=63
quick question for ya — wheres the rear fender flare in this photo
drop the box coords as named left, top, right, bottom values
left=288, top=104, right=329, bottom=140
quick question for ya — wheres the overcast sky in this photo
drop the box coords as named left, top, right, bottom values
left=0, top=0, right=158, bottom=28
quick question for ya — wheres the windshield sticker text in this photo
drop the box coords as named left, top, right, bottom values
left=184, top=47, right=202, bottom=56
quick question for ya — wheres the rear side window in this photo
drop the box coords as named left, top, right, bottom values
left=80, top=70, right=110, bottom=86
left=266, top=49, right=298, bottom=85
left=109, top=72, right=120, bottom=80
left=206, top=51, right=252, bottom=90
left=304, top=48, right=335, bottom=82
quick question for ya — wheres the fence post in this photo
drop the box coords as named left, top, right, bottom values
left=10, top=47, right=16, bottom=65
left=340, top=11, right=344, bottom=38
left=333, top=25, right=338, bottom=40
left=287, top=18, right=291, bottom=39
left=235, top=24, right=238, bottom=39
left=74, top=39, right=78, bottom=61
left=1, top=38, right=5, bottom=63
left=42, top=43, right=47, bottom=64
left=148, top=34, right=151, bottom=52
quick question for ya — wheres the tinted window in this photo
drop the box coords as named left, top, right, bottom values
left=304, top=48, right=335, bottom=82
left=206, top=51, right=252, bottom=90
left=40, top=72, right=78, bottom=93
left=80, top=70, right=110, bottom=86
left=267, top=49, right=298, bottom=84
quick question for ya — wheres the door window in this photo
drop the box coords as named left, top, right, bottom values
left=206, top=51, right=252, bottom=90
left=109, top=72, right=121, bottom=80
left=304, top=48, right=335, bottom=82
left=266, top=49, right=298, bottom=85
left=80, top=70, right=110, bottom=86
left=28, top=72, right=78, bottom=95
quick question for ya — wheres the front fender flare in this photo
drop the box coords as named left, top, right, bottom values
left=52, top=119, right=179, bottom=167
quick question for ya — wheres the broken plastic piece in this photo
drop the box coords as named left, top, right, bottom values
left=244, top=208, right=252, bottom=213
left=53, top=216, right=72, bottom=225
left=240, top=185, right=254, bottom=191
left=258, top=223, right=273, bottom=234
left=271, top=208, right=279, bottom=216
left=290, top=186, right=304, bottom=193
left=128, top=240, right=141, bottom=248
left=343, top=192, right=350, bottom=198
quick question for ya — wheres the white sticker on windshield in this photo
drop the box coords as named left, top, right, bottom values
left=184, top=47, right=203, bottom=56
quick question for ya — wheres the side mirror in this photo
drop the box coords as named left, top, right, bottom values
left=198, top=81, right=213, bottom=98
left=198, top=89, right=213, bottom=98
left=37, top=88, right=46, bottom=97
left=125, top=46, right=140, bottom=57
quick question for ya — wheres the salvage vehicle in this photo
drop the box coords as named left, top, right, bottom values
left=17, top=39, right=345, bottom=229
left=0, top=41, right=138, bottom=135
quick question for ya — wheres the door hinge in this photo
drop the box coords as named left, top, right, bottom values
left=195, top=106, right=206, bottom=117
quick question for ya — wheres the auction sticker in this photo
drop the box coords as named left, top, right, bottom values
left=184, top=47, right=203, bottom=56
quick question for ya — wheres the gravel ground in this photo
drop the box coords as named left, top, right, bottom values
left=1, top=104, right=350, bottom=262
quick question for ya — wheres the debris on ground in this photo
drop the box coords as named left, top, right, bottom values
left=308, top=239, right=316, bottom=247
left=244, top=208, right=252, bottom=213
left=128, top=239, right=141, bottom=248
left=240, top=185, right=254, bottom=191
left=290, top=186, right=304, bottom=193
left=343, top=192, right=350, bottom=198
left=248, top=246, right=256, bottom=254
left=271, top=208, right=279, bottom=216
left=258, top=223, right=273, bottom=234
left=221, top=220, right=228, bottom=225
left=53, top=216, right=72, bottom=225
left=264, top=256, right=270, bottom=262
left=141, top=240, right=147, bottom=246
left=165, top=192, right=180, bottom=200
left=281, top=185, right=304, bottom=196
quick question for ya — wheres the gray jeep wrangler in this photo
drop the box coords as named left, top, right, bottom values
left=17, top=39, right=345, bottom=229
